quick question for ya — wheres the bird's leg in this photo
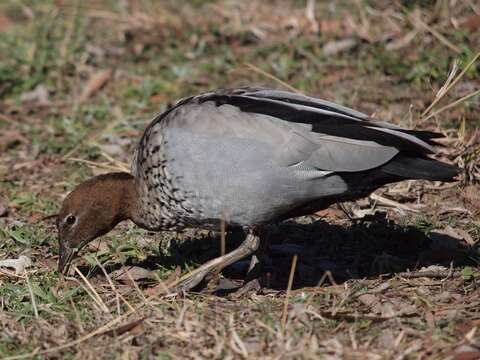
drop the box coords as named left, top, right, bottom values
left=237, top=232, right=270, bottom=294
left=171, top=230, right=260, bottom=293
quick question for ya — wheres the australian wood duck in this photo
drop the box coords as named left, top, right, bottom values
left=57, top=88, right=460, bottom=291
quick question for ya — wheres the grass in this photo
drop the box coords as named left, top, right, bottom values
left=0, top=0, right=479, bottom=358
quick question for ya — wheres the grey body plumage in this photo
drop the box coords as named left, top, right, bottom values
left=132, top=88, right=459, bottom=231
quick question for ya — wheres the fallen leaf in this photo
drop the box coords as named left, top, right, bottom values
left=425, top=310, right=435, bottom=330
left=418, top=265, right=449, bottom=273
left=454, top=346, right=480, bottom=360
left=358, top=293, right=378, bottom=307
left=319, top=20, right=344, bottom=35
left=376, top=329, right=395, bottom=348
left=28, top=212, right=43, bottom=224
left=145, top=266, right=181, bottom=296
left=111, top=266, right=154, bottom=284
left=20, top=84, right=49, bottom=105
left=374, top=301, right=396, bottom=318
left=454, top=353, right=480, bottom=360
left=0, top=130, right=27, bottom=150
left=351, top=207, right=377, bottom=218
left=0, top=199, right=7, bottom=217
left=462, top=15, right=480, bottom=33
left=0, top=12, right=11, bottom=32
left=214, top=277, right=243, bottom=292
left=322, top=38, right=356, bottom=56
left=12, top=159, right=41, bottom=171
left=79, top=69, right=113, bottom=103
left=386, top=30, right=417, bottom=51
left=0, top=255, right=32, bottom=274
left=314, top=207, right=344, bottom=220
left=37, top=258, right=57, bottom=270
left=101, top=317, right=147, bottom=337
left=462, top=185, right=480, bottom=214
left=369, top=282, right=390, bottom=294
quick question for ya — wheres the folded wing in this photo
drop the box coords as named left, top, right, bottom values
left=149, top=88, right=443, bottom=174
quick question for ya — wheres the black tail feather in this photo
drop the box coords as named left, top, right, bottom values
left=382, top=155, right=461, bottom=182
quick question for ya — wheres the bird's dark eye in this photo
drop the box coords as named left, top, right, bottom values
left=66, top=215, right=76, bottom=225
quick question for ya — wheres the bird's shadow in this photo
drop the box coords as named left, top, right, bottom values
left=124, top=213, right=478, bottom=292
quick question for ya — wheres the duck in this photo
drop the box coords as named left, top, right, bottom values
left=57, top=87, right=460, bottom=291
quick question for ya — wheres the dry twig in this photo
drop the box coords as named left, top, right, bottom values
left=244, top=63, right=301, bottom=93
left=422, top=50, right=480, bottom=118
left=281, top=254, right=298, bottom=332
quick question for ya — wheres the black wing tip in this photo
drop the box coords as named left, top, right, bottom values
left=391, top=129, right=449, bottom=150
left=406, top=129, right=444, bottom=139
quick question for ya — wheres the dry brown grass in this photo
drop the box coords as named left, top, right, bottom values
left=0, top=0, right=479, bottom=358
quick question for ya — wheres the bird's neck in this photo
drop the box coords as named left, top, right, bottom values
left=120, top=175, right=143, bottom=226
left=119, top=174, right=160, bottom=231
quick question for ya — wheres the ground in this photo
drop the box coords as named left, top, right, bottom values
left=0, top=0, right=479, bottom=359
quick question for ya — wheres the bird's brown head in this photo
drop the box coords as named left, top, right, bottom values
left=57, top=172, right=137, bottom=274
